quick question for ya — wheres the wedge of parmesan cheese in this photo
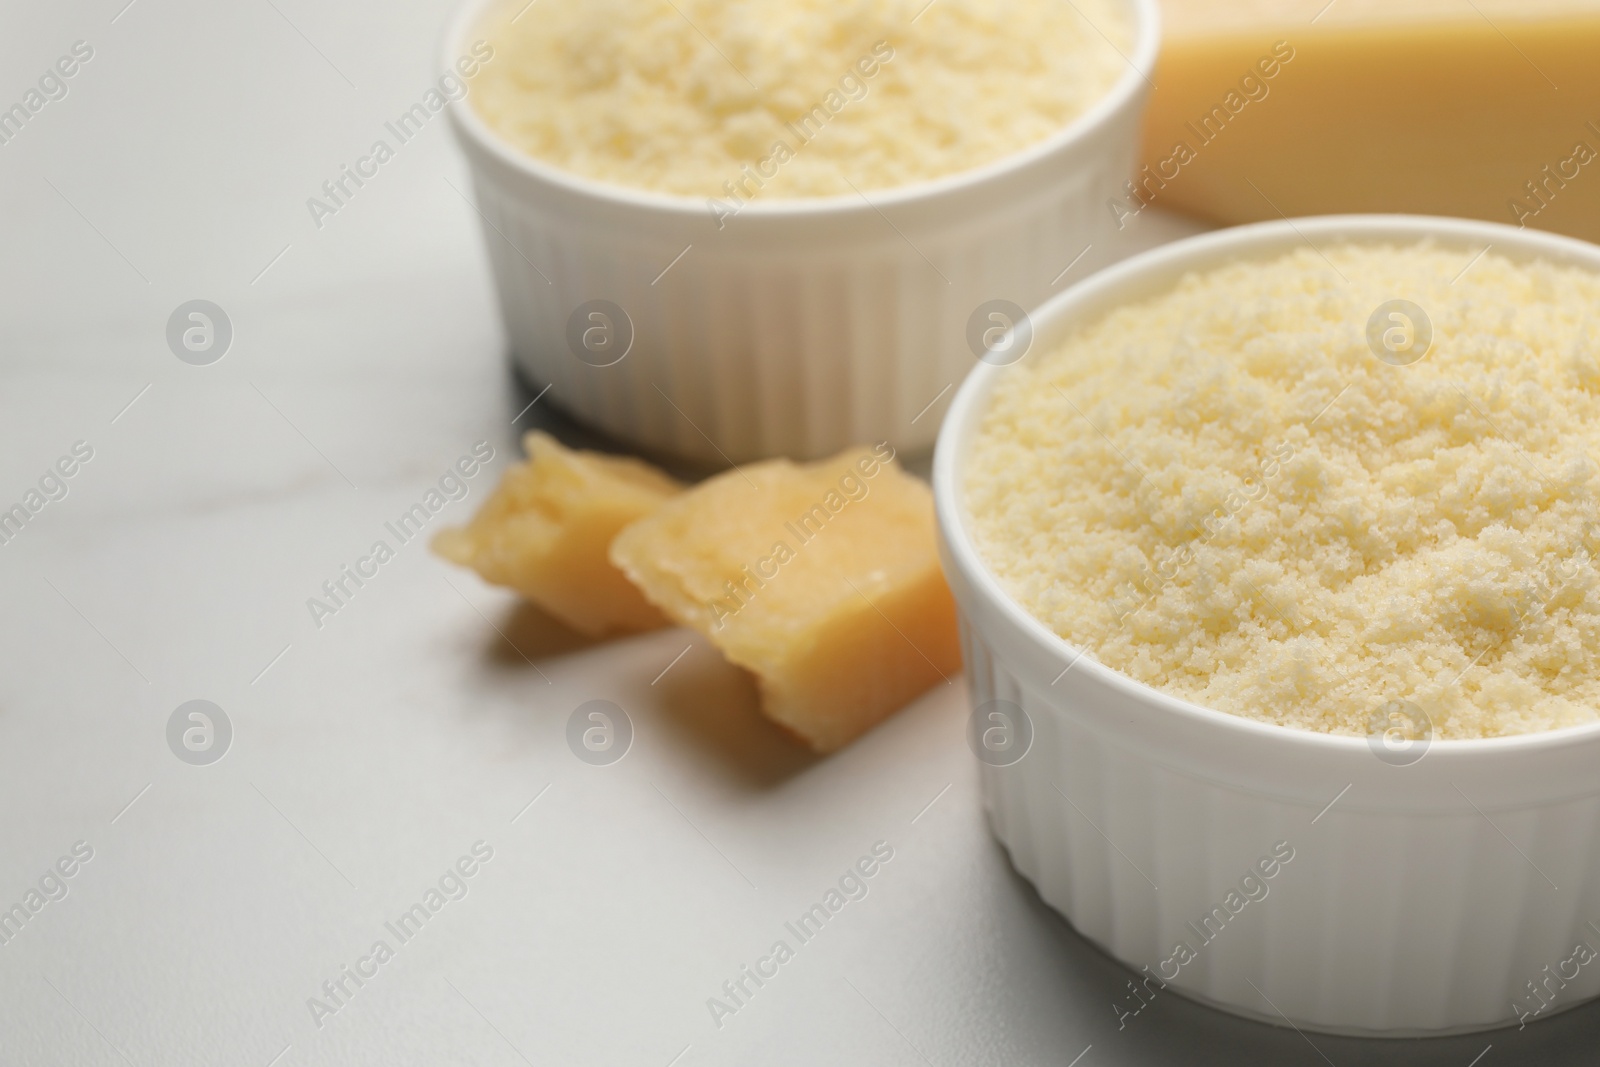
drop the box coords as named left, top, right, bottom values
left=433, top=432, right=682, bottom=636
left=610, top=445, right=960, bottom=752
left=1136, top=0, right=1600, bottom=242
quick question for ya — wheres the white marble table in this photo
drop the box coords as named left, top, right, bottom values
left=4, top=1, right=1598, bottom=1063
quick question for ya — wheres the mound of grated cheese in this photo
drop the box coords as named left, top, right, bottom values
left=469, top=0, right=1132, bottom=198
left=966, top=242, right=1600, bottom=739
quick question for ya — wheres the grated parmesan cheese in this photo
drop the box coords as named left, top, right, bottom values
left=967, top=243, right=1600, bottom=739
left=469, top=0, right=1132, bottom=198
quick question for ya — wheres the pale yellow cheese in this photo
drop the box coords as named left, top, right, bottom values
left=434, top=432, right=682, bottom=636
left=611, top=446, right=960, bottom=752
left=471, top=0, right=1132, bottom=198
left=1135, top=0, right=1600, bottom=242
left=967, top=243, right=1600, bottom=739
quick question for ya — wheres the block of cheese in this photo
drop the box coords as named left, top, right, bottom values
left=1134, top=0, right=1600, bottom=241
left=433, top=431, right=682, bottom=636
left=610, top=445, right=961, bottom=753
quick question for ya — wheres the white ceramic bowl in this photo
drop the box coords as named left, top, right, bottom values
left=443, top=0, right=1158, bottom=463
left=933, top=215, right=1600, bottom=1036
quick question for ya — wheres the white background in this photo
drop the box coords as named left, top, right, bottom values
left=3, top=0, right=1598, bottom=1063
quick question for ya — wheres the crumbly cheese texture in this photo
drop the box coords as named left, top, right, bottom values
left=967, top=243, right=1600, bottom=739
left=471, top=0, right=1132, bottom=197
left=433, top=432, right=682, bottom=636
left=611, top=447, right=961, bottom=752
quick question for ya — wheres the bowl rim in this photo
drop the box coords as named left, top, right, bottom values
left=933, top=213, right=1600, bottom=761
left=440, top=0, right=1159, bottom=219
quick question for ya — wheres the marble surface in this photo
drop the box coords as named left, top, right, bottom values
left=5, top=0, right=1600, bottom=1064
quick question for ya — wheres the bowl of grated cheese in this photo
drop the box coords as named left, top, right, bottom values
left=442, top=0, right=1158, bottom=463
left=935, top=214, right=1600, bottom=1036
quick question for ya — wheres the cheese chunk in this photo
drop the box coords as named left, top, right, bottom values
left=1135, top=0, right=1600, bottom=242
left=433, top=432, right=682, bottom=636
left=610, top=446, right=960, bottom=752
